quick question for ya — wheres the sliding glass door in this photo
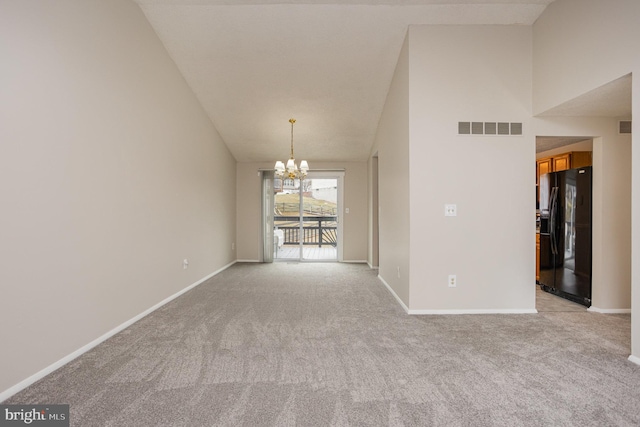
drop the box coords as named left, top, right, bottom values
left=266, top=172, right=343, bottom=262
left=273, top=178, right=303, bottom=260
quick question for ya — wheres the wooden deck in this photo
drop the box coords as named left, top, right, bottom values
left=275, top=245, right=337, bottom=261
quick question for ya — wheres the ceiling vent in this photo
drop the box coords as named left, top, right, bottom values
left=619, top=120, right=632, bottom=134
left=458, top=122, right=523, bottom=136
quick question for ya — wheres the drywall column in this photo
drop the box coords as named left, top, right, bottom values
left=590, top=131, right=631, bottom=312
left=408, top=25, right=535, bottom=312
left=371, top=35, right=411, bottom=308
left=367, top=153, right=380, bottom=269
left=632, top=76, right=640, bottom=362
left=372, top=155, right=379, bottom=268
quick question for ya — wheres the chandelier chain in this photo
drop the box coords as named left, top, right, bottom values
left=290, top=118, right=295, bottom=159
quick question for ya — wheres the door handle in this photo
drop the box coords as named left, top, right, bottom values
left=550, top=187, right=558, bottom=255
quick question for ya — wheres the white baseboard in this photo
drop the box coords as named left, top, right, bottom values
left=377, top=275, right=409, bottom=313
left=0, top=260, right=237, bottom=403
left=238, top=259, right=366, bottom=264
left=366, top=262, right=379, bottom=270
left=587, top=306, right=632, bottom=314
left=376, top=275, right=537, bottom=315
left=408, top=308, right=538, bottom=315
left=628, top=355, right=640, bottom=366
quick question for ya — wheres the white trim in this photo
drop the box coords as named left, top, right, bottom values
left=378, top=275, right=409, bottom=313
left=408, top=308, right=538, bottom=315
left=367, top=262, right=380, bottom=270
left=236, top=259, right=260, bottom=263
left=336, top=174, right=345, bottom=263
left=587, top=307, right=631, bottom=314
left=0, top=261, right=236, bottom=403
left=342, top=260, right=368, bottom=264
left=628, top=355, right=640, bottom=366
left=376, top=275, right=537, bottom=315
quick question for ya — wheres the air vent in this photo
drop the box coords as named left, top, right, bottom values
left=472, top=122, right=483, bottom=135
left=458, top=121, right=523, bottom=136
left=619, top=120, right=632, bottom=134
left=498, top=122, right=510, bottom=135
left=458, top=122, right=471, bottom=134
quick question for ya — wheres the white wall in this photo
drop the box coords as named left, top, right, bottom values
left=236, top=165, right=264, bottom=261
left=369, top=155, right=379, bottom=268
left=0, top=0, right=236, bottom=397
left=407, top=25, right=535, bottom=312
left=370, top=35, right=411, bottom=306
left=594, top=127, right=632, bottom=311
left=533, top=0, right=638, bottom=358
left=634, top=74, right=640, bottom=362
left=533, top=0, right=639, bottom=115
left=235, top=162, right=368, bottom=262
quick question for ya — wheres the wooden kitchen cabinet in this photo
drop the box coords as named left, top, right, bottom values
left=569, top=151, right=592, bottom=169
left=536, top=151, right=591, bottom=184
left=552, top=153, right=571, bottom=172
left=536, top=157, right=553, bottom=204
left=536, top=158, right=552, bottom=185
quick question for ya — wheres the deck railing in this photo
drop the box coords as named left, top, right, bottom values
left=274, top=216, right=337, bottom=247
left=275, top=203, right=337, bottom=216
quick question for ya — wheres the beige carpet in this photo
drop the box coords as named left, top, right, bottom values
left=5, top=262, right=639, bottom=426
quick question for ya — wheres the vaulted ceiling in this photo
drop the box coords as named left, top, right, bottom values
left=536, top=74, right=632, bottom=153
left=134, top=0, right=556, bottom=163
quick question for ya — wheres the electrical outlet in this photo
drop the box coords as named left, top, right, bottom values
left=231, top=242, right=235, bottom=251
left=183, top=259, right=189, bottom=270
left=397, top=266, right=400, bottom=278
left=448, top=274, right=457, bottom=287
left=445, top=204, right=457, bottom=217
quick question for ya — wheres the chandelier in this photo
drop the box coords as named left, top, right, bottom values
left=274, top=118, right=309, bottom=180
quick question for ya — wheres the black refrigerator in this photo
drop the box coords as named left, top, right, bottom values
left=538, top=166, right=592, bottom=306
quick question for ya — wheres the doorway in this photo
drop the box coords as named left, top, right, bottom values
left=266, top=171, right=343, bottom=262
left=372, top=153, right=379, bottom=268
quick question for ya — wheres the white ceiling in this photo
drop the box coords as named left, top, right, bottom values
left=535, top=74, right=632, bottom=153
left=537, top=74, right=632, bottom=118
left=535, top=136, right=591, bottom=153
left=134, top=0, right=556, bottom=163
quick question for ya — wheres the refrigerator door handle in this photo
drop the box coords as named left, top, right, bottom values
left=549, top=187, right=558, bottom=255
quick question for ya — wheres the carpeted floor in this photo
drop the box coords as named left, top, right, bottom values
left=5, top=263, right=640, bottom=426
